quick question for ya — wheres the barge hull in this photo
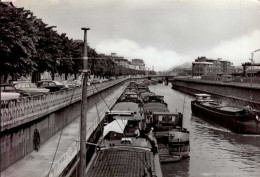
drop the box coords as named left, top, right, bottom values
left=191, top=102, right=260, bottom=134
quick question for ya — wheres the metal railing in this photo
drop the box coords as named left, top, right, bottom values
left=1, top=78, right=128, bottom=131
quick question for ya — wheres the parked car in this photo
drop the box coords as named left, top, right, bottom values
left=36, top=80, right=69, bottom=92
left=13, top=82, right=50, bottom=95
left=90, top=79, right=102, bottom=84
left=65, top=80, right=82, bottom=88
left=109, top=77, right=116, bottom=81
left=1, top=84, right=31, bottom=97
left=1, top=92, right=20, bottom=101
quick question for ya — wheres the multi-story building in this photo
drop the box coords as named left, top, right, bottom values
left=100, top=53, right=130, bottom=68
left=113, top=57, right=129, bottom=68
left=132, top=59, right=145, bottom=71
left=192, top=57, right=235, bottom=76
left=98, top=53, right=146, bottom=70
left=128, top=61, right=135, bottom=69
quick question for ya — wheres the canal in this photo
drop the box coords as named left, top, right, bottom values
left=149, top=84, right=260, bottom=177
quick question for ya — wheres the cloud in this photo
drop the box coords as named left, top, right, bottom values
left=95, top=30, right=260, bottom=71
left=48, top=0, right=60, bottom=4
left=95, top=38, right=189, bottom=71
left=13, top=0, right=260, bottom=71
left=205, top=30, right=260, bottom=65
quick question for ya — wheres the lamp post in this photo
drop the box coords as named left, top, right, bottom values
left=80, top=27, right=90, bottom=177
left=250, top=49, right=260, bottom=87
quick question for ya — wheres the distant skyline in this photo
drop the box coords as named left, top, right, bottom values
left=10, top=0, right=260, bottom=71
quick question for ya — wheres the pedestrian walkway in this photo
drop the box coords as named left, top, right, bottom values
left=1, top=84, right=126, bottom=177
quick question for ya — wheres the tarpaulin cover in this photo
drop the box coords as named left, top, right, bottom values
left=103, top=119, right=128, bottom=137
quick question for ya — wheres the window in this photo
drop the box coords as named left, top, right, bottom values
left=29, top=83, right=36, bottom=88
left=162, top=116, right=165, bottom=122
left=170, top=116, right=175, bottom=122
left=42, top=82, right=49, bottom=86
left=5, top=86, right=16, bottom=91
left=158, top=115, right=163, bottom=121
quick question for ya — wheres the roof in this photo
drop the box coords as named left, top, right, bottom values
left=86, top=147, right=153, bottom=177
left=113, top=116, right=143, bottom=120
left=37, top=80, right=64, bottom=85
left=143, top=102, right=169, bottom=112
left=0, top=84, right=12, bottom=86
left=192, top=62, right=213, bottom=65
left=106, top=111, right=135, bottom=116
left=195, top=94, right=211, bottom=97
left=124, top=91, right=138, bottom=95
left=112, top=102, right=143, bottom=119
left=152, top=112, right=179, bottom=115
left=140, top=92, right=155, bottom=98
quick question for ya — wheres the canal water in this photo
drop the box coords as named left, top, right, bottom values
left=149, top=84, right=260, bottom=177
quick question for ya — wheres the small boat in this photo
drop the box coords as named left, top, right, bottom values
left=191, top=94, right=260, bottom=134
left=149, top=79, right=158, bottom=85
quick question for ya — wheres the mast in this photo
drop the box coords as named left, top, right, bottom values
left=79, top=27, right=90, bottom=177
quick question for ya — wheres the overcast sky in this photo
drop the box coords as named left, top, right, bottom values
left=12, top=0, right=260, bottom=71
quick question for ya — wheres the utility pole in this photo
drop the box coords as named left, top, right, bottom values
left=79, top=27, right=90, bottom=177
left=250, top=49, right=260, bottom=87
left=250, top=52, right=254, bottom=87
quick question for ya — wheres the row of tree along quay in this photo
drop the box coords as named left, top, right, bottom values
left=0, top=2, right=155, bottom=83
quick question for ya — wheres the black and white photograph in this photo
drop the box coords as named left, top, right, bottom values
left=1, top=0, right=260, bottom=177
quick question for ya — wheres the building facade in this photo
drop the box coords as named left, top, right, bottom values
left=132, top=59, right=145, bottom=70
left=98, top=53, right=146, bottom=70
left=192, top=57, right=235, bottom=76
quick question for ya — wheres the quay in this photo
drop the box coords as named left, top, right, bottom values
left=1, top=83, right=128, bottom=177
left=170, top=78, right=260, bottom=110
left=0, top=78, right=132, bottom=176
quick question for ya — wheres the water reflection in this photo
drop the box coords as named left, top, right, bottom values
left=149, top=84, right=260, bottom=177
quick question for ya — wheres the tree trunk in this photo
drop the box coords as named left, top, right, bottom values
left=31, top=72, right=41, bottom=83
left=51, top=72, right=55, bottom=80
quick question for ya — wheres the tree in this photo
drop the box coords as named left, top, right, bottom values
left=0, top=5, right=37, bottom=82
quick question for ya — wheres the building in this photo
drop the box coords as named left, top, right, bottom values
left=132, top=59, right=145, bottom=71
left=99, top=53, right=130, bottom=68
left=192, top=57, right=235, bottom=76
left=95, top=53, right=146, bottom=70
left=113, top=57, right=129, bottom=68
left=128, top=61, right=135, bottom=69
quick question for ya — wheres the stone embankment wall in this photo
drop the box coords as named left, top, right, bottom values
left=171, top=78, right=260, bottom=110
left=0, top=79, right=128, bottom=171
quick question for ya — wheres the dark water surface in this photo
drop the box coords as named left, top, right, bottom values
left=149, top=84, right=260, bottom=177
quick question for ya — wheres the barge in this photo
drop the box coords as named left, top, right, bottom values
left=141, top=92, right=190, bottom=162
left=86, top=82, right=162, bottom=176
left=191, top=94, right=260, bottom=134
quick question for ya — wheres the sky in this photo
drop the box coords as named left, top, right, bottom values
left=9, top=0, right=260, bottom=71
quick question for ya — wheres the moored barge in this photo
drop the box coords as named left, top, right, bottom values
left=85, top=116, right=162, bottom=177
left=191, top=94, right=260, bottom=134
left=141, top=92, right=190, bottom=162
left=86, top=82, right=162, bottom=176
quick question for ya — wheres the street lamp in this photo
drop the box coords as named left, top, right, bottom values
left=80, top=27, right=90, bottom=177
left=250, top=49, right=260, bottom=87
